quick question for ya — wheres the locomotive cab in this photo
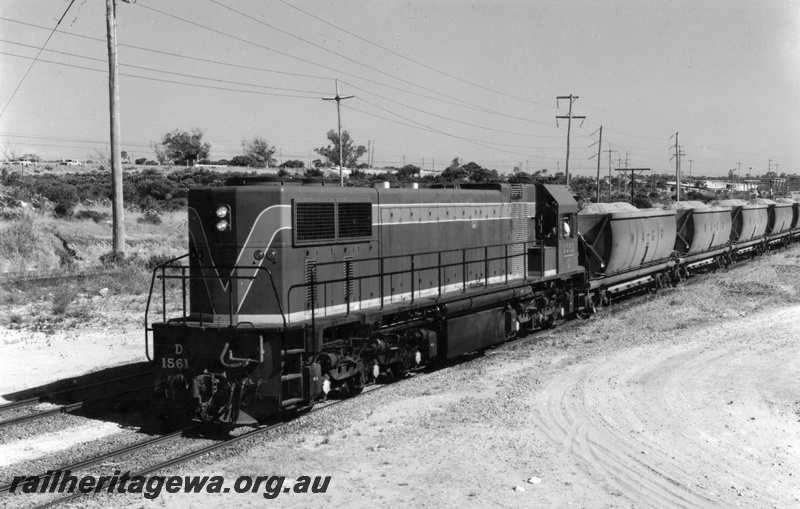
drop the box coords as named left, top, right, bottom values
left=531, top=184, right=580, bottom=278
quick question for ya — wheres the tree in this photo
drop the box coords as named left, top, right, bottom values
left=463, top=162, right=498, bottom=183
left=244, top=136, right=276, bottom=168
left=313, top=130, right=366, bottom=168
left=349, top=167, right=367, bottom=180
left=159, top=128, right=211, bottom=165
left=507, top=171, right=536, bottom=184
left=1, top=144, right=18, bottom=162
left=279, top=159, right=305, bottom=169
left=396, top=164, right=421, bottom=181
left=20, top=153, right=41, bottom=163
left=304, top=167, right=326, bottom=178
left=442, top=158, right=468, bottom=182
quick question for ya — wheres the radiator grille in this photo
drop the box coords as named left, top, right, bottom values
left=510, top=184, right=523, bottom=200
left=296, top=203, right=335, bottom=243
left=338, top=202, right=372, bottom=239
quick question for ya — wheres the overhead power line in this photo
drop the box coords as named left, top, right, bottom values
left=0, top=0, right=77, bottom=119
left=277, top=0, right=557, bottom=111
left=0, top=50, right=325, bottom=99
left=0, top=16, right=555, bottom=131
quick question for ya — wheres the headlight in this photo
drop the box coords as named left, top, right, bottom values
left=215, top=206, right=229, bottom=218
left=216, top=220, right=229, bottom=231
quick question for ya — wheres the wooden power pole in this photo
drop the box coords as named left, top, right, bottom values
left=556, top=95, right=585, bottom=187
left=106, top=0, right=124, bottom=254
left=615, top=168, right=651, bottom=203
left=322, top=80, right=354, bottom=187
left=595, top=126, right=602, bottom=202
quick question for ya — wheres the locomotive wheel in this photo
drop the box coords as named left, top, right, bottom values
left=347, top=378, right=364, bottom=396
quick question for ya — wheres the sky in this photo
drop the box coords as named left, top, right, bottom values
left=0, top=0, right=798, bottom=178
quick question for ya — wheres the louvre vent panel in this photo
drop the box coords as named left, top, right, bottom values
left=305, top=261, right=317, bottom=308
left=296, top=203, right=335, bottom=243
left=510, top=202, right=527, bottom=275
left=338, top=203, right=373, bottom=239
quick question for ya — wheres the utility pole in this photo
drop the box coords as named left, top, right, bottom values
left=606, top=149, right=614, bottom=199
left=589, top=126, right=603, bottom=202
left=556, top=94, right=585, bottom=187
left=322, top=79, right=354, bottom=187
left=106, top=0, right=124, bottom=254
left=615, top=168, right=651, bottom=203
left=689, top=159, right=693, bottom=178
left=670, top=133, right=684, bottom=201
left=371, top=141, right=375, bottom=169
left=367, top=140, right=371, bottom=168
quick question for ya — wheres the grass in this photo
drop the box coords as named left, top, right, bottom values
left=0, top=204, right=187, bottom=330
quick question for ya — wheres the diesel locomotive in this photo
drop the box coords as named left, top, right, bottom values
left=145, top=179, right=799, bottom=427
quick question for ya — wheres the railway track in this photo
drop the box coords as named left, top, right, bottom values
left=0, top=370, right=153, bottom=429
left=0, top=268, right=121, bottom=286
left=1, top=384, right=388, bottom=508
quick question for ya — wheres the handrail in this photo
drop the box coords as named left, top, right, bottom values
left=286, top=239, right=544, bottom=320
left=144, top=253, right=189, bottom=362
left=144, top=259, right=286, bottom=362
left=146, top=239, right=546, bottom=358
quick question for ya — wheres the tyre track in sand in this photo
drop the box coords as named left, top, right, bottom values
left=532, top=306, right=800, bottom=508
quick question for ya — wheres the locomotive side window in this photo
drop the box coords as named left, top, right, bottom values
left=295, top=201, right=373, bottom=245
left=562, top=214, right=572, bottom=238
left=338, top=202, right=372, bottom=239
left=296, top=202, right=336, bottom=243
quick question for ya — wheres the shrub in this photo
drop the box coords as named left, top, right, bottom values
left=0, top=220, right=39, bottom=260
left=99, top=250, right=128, bottom=267
left=632, top=194, right=653, bottom=209
left=137, top=210, right=162, bottom=225
left=135, top=157, right=148, bottom=165
left=145, top=253, right=176, bottom=270
left=74, top=210, right=110, bottom=223
left=51, top=286, right=78, bottom=316
left=34, top=179, right=79, bottom=217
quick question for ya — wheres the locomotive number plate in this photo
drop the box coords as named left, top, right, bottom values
left=161, top=357, right=189, bottom=369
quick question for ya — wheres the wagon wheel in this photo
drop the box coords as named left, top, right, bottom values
left=668, top=270, right=678, bottom=287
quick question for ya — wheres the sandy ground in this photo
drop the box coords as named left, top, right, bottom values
left=1, top=304, right=799, bottom=508
left=0, top=329, right=145, bottom=401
